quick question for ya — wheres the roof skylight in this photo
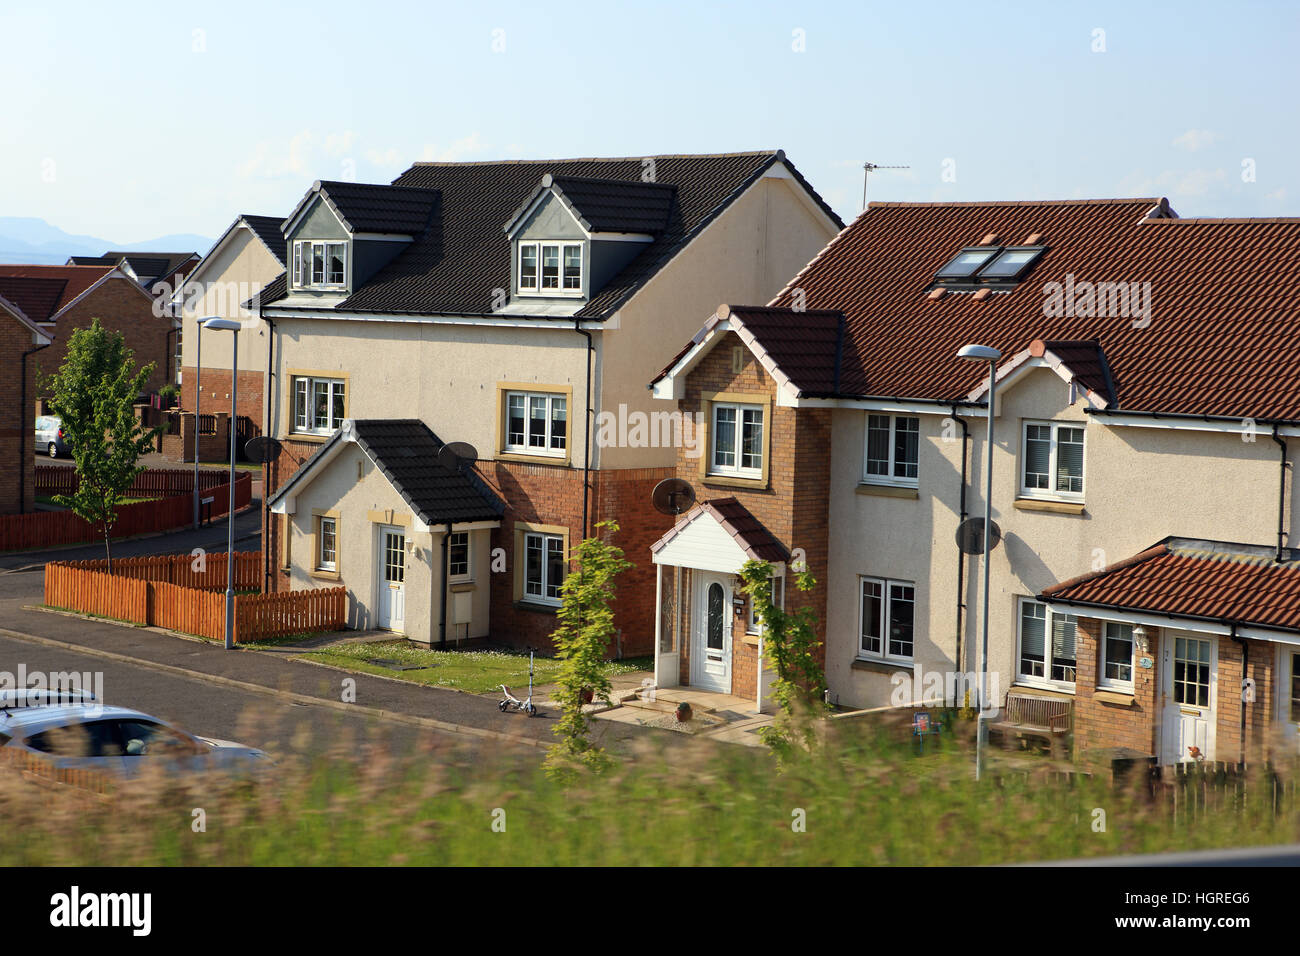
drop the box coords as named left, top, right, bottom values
left=978, top=246, right=1045, bottom=281
left=935, top=246, right=998, bottom=279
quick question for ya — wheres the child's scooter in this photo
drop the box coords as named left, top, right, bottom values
left=499, top=650, right=539, bottom=717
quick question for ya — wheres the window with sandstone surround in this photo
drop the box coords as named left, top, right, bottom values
left=864, top=414, right=919, bottom=487
left=1100, top=622, right=1135, bottom=692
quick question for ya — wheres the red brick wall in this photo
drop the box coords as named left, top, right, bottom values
left=181, top=366, right=265, bottom=429
left=0, top=314, right=40, bottom=514
left=34, top=278, right=173, bottom=400
left=669, top=331, right=832, bottom=699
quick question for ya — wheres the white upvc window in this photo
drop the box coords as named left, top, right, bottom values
left=859, top=576, right=915, bottom=663
left=517, top=241, right=582, bottom=296
left=1100, top=622, right=1135, bottom=692
left=864, top=414, right=920, bottom=486
left=523, top=532, right=565, bottom=605
left=746, top=575, right=784, bottom=635
left=448, top=531, right=470, bottom=580
left=710, top=402, right=764, bottom=478
left=1022, top=420, right=1085, bottom=500
left=292, top=239, right=348, bottom=290
left=505, top=391, right=567, bottom=456
left=317, top=516, right=337, bottom=572
left=292, top=375, right=346, bottom=435
left=1017, top=598, right=1077, bottom=690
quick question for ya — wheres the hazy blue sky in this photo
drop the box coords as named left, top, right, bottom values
left=2, top=0, right=1297, bottom=243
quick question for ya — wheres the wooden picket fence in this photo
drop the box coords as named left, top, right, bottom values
left=52, top=551, right=262, bottom=591
left=0, top=473, right=251, bottom=552
left=43, top=553, right=346, bottom=644
left=34, top=465, right=231, bottom=499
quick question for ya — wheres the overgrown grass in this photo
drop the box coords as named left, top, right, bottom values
left=298, top=641, right=650, bottom=694
left=2, top=714, right=1296, bottom=866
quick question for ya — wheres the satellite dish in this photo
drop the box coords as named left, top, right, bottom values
left=651, top=478, right=696, bottom=516
left=956, top=517, right=1002, bottom=555
left=438, top=441, right=479, bottom=471
left=244, top=435, right=282, bottom=463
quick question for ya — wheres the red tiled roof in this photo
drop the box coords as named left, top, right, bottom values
left=0, top=276, right=67, bottom=322
left=761, top=198, right=1300, bottom=419
left=1039, top=538, right=1300, bottom=633
left=650, top=496, right=788, bottom=564
left=0, top=264, right=115, bottom=316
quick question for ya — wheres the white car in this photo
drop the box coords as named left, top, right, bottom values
left=35, top=415, right=71, bottom=458
left=0, top=687, right=97, bottom=709
left=0, top=704, right=269, bottom=777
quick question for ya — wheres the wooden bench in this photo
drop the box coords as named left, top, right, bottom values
left=991, top=691, right=1072, bottom=758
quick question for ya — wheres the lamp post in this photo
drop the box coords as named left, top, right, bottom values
left=957, top=343, right=1001, bottom=781
left=203, top=317, right=242, bottom=650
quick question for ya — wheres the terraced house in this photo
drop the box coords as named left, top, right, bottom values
left=261, top=150, right=841, bottom=652
left=650, top=197, right=1300, bottom=763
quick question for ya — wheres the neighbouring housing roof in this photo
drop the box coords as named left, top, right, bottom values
left=1039, top=537, right=1300, bottom=634
left=0, top=264, right=116, bottom=319
left=283, top=180, right=440, bottom=237
left=261, top=150, right=840, bottom=319
left=268, top=419, right=504, bottom=526
left=0, top=292, right=54, bottom=343
left=239, top=214, right=288, bottom=264
left=505, top=174, right=678, bottom=236
left=99, top=251, right=200, bottom=290
left=655, top=198, right=1300, bottom=421
left=651, top=497, right=789, bottom=564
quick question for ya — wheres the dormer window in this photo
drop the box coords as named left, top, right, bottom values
left=517, top=241, right=582, bottom=296
left=292, top=240, right=347, bottom=290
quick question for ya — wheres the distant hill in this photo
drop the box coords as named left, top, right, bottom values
left=0, top=217, right=213, bottom=265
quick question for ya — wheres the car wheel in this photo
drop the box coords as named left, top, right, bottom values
left=47, top=442, right=58, bottom=458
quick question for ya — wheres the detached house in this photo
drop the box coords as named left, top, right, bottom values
left=651, top=198, right=1300, bottom=763
left=262, top=151, right=842, bottom=650
left=0, top=293, right=53, bottom=513
left=0, top=264, right=176, bottom=408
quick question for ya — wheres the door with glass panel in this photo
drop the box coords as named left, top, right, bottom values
left=1161, top=633, right=1216, bottom=763
left=377, top=526, right=406, bottom=632
left=691, top=573, right=731, bottom=693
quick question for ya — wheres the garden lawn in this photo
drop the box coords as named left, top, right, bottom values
left=297, top=640, right=650, bottom=694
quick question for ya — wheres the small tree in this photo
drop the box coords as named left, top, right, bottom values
left=44, top=319, right=163, bottom=571
left=739, top=558, right=828, bottom=760
left=545, top=519, right=633, bottom=777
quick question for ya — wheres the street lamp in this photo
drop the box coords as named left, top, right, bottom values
left=957, top=343, right=1001, bottom=781
left=193, top=316, right=222, bottom=530
left=203, top=316, right=242, bottom=650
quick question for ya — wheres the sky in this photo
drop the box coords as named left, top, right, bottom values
left=1, top=0, right=1297, bottom=243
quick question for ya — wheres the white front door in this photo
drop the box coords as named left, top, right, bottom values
left=1277, top=646, right=1300, bottom=751
left=377, top=526, right=406, bottom=632
left=1161, top=633, right=1217, bottom=764
left=691, top=572, right=731, bottom=693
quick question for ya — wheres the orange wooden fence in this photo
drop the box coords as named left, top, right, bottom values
left=44, top=554, right=346, bottom=644
left=53, top=551, right=262, bottom=591
left=0, top=473, right=251, bottom=552
left=35, top=465, right=231, bottom=499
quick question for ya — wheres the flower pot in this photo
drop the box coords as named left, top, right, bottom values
left=580, top=687, right=594, bottom=705
left=675, top=701, right=693, bottom=723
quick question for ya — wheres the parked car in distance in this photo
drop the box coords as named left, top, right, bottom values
left=0, top=704, right=269, bottom=777
left=35, top=415, right=71, bottom=458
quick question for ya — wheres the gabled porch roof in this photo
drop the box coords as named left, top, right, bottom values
left=651, top=497, right=787, bottom=573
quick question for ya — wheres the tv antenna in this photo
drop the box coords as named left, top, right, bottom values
left=862, top=162, right=910, bottom=210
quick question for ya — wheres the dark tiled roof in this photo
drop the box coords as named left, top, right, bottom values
left=1040, top=537, right=1300, bottom=633
left=240, top=214, right=288, bottom=263
left=1039, top=339, right=1117, bottom=406
left=760, top=199, right=1300, bottom=419
left=0, top=276, right=67, bottom=322
left=299, top=181, right=439, bottom=235
left=0, top=264, right=115, bottom=314
left=651, top=496, right=788, bottom=564
left=269, top=419, right=503, bottom=526
left=66, top=256, right=115, bottom=266
left=539, top=175, right=677, bottom=234
left=313, top=150, right=839, bottom=319
left=119, top=256, right=170, bottom=280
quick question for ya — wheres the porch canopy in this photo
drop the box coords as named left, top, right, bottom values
left=651, top=497, right=788, bottom=573
left=1039, top=536, right=1300, bottom=644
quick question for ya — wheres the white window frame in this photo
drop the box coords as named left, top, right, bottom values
left=292, top=239, right=348, bottom=291
left=1099, top=621, right=1136, bottom=692
left=292, top=375, right=346, bottom=436
left=709, top=402, right=764, bottom=478
left=516, top=240, right=583, bottom=297
left=858, top=575, right=916, bottom=664
left=523, top=531, right=565, bottom=606
left=316, top=516, right=337, bottom=572
left=504, top=390, right=567, bottom=457
left=863, top=414, right=920, bottom=487
left=1016, top=597, right=1077, bottom=691
left=448, top=531, right=471, bottom=581
left=1021, top=420, right=1086, bottom=501
left=746, top=575, right=784, bottom=635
